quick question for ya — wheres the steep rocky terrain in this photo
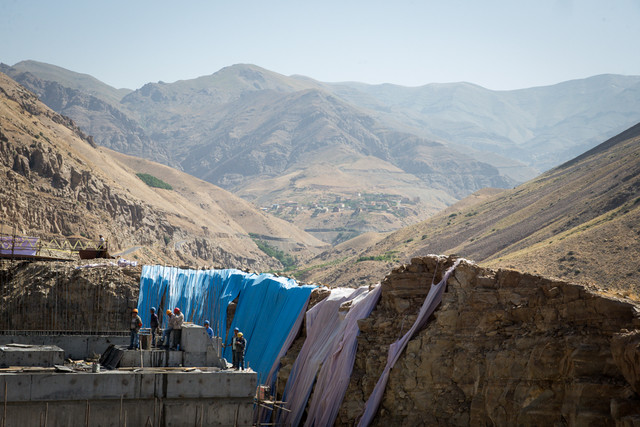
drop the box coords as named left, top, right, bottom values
left=0, top=62, right=164, bottom=163
left=0, top=71, right=325, bottom=270
left=272, top=256, right=640, bottom=425
left=110, top=67, right=513, bottom=238
left=341, top=256, right=640, bottom=425
left=7, top=61, right=640, bottom=242
left=303, top=122, right=640, bottom=296
left=0, top=62, right=514, bottom=239
left=0, top=261, right=140, bottom=332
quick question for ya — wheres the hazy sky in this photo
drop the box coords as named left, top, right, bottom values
left=1, top=0, right=639, bottom=91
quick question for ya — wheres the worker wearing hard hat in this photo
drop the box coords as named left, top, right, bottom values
left=161, top=309, right=173, bottom=349
left=169, top=307, right=184, bottom=351
left=149, top=307, right=159, bottom=347
left=229, top=327, right=240, bottom=369
left=235, top=331, right=247, bottom=370
left=204, top=320, right=213, bottom=339
left=128, top=308, right=142, bottom=350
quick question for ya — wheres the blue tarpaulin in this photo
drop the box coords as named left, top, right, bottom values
left=137, top=265, right=315, bottom=383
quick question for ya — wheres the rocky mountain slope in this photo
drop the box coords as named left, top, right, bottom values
left=302, top=122, right=640, bottom=296
left=0, top=62, right=166, bottom=164
left=0, top=62, right=512, bottom=239
left=322, top=74, right=640, bottom=175
left=331, top=256, right=640, bottom=425
left=0, top=71, right=325, bottom=269
left=113, top=65, right=513, bottom=238
left=5, top=60, right=640, bottom=243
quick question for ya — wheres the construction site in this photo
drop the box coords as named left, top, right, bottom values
left=0, top=233, right=261, bottom=426
left=0, top=229, right=378, bottom=427
left=1, top=233, right=640, bottom=427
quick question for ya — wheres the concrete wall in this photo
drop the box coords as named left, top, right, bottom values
left=119, top=349, right=184, bottom=368
left=0, top=345, right=64, bottom=368
left=0, top=370, right=257, bottom=426
left=0, top=334, right=128, bottom=360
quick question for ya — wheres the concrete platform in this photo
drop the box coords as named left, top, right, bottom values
left=0, top=334, right=128, bottom=360
left=0, top=344, right=64, bottom=368
left=0, top=369, right=257, bottom=426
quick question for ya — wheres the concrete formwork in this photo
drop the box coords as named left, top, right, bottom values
left=0, top=344, right=64, bottom=368
left=0, top=369, right=256, bottom=426
left=119, top=349, right=184, bottom=368
left=0, top=334, right=128, bottom=360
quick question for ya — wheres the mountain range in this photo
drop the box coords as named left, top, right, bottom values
left=302, top=122, right=640, bottom=296
left=1, top=60, right=639, bottom=296
left=0, top=71, right=326, bottom=270
left=4, top=61, right=639, bottom=242
left=2, top=64, right=640, bottom=426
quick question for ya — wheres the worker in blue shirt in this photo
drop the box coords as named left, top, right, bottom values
left=204, top=320, right=213, bottom=338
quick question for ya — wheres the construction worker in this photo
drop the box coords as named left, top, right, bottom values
left=230, top=327, right=240, bottom=369
left=128, top=308, right=142, bottom=350
left=149, top=307, right=159, bottom=347
left=204, top=320, right=213, bottom=339
left=170, top=307, right=184, bottom=350
left=235, top=332, right=246, bottom=370
left=161, top=309, right=173, bottom=349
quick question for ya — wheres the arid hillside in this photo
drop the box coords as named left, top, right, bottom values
left=0, top=62, right=516, bottom=239
left=107, top=149, right=328, bottom=261
left=302, top=123, right=640, bottom=297
left=7, top=62, right=640, bottom=244
left=0, top=71, right=326, bottom=269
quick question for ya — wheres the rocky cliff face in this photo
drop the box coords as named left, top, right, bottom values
left=332, top=256, right=640, bottom=425
left=2, top=251, right=638, bottom=424
left=0, top=73, right=172, bottom=243
left=0, top=65, right=168, bottom=164
left=0, top=261, right=140, bottom=332
left=0, top=71, right=282, bottom=271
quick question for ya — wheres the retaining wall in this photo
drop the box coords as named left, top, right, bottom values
left=0, top=334, right=128, bottom=360
left=0, top=370, right=256, bottom=426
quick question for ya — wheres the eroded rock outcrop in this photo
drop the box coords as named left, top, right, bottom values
left=327, top=256, right=640, bottom=425
left=611, top=331, right=640, bottom=397
left=0, top=72, right=282, bottom=271
left=0, top=261, right=140, bottom=331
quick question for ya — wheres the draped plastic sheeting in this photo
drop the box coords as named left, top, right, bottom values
left=230, top=274, right=315, bottom=382
left=0, top=235, right=38, bottom=256
left=357, top=259, right=464, bottom=426
left=276, top=285, right=382, bottom=427
left=263, top=300, right=308, bottom=388
left=137, top=265, right=315, bottom=383
left=304, top=285, right=381, bottom=427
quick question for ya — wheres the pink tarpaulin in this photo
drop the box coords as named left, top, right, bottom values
left=0, top=235, right=38, bottom=256
left=277, top=285, right=381, bottom=427
left=357, top=258, right=464, bottom=426
left=304, top=284, right=381, bottom=426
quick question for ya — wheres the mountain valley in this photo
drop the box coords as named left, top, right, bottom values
left=6, top=61, right=639, bottom=243
left=0, top=71, right=326, bottom=270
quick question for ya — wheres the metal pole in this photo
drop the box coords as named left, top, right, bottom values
left=3, top=380, right=7, bottom=427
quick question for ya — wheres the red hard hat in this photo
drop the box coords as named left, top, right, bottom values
left=174, top=308, right=180, bottom=314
